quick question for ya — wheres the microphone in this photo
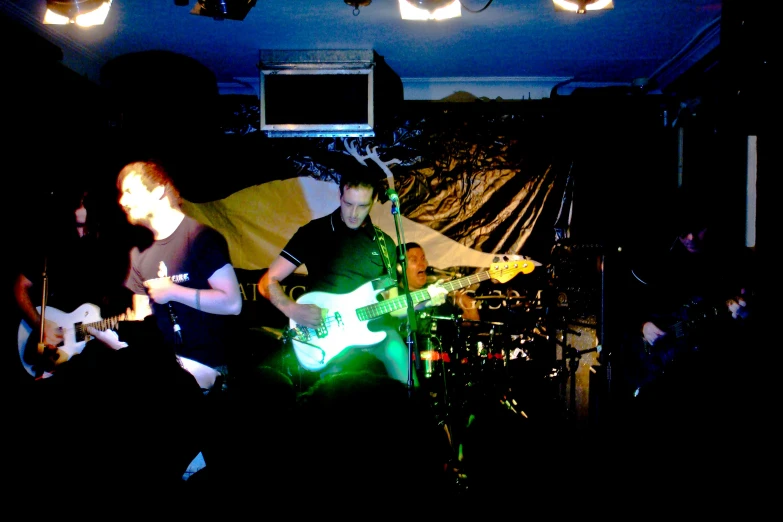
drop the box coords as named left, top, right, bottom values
left=167, top=303, right=183, bottom=343
left=386, top=189, right=399, bottom=205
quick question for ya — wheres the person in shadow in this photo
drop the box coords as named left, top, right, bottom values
left=13, top=316, right=206, bottom=511
left=618, top=184, right=756, bottom=430
left=291, top=370, right=458, bottom=513
left=184, top=364, right=299, bottom=505
left=602, top=183, right=760, bottom=500
left=10, top=184, right=134, bottom=385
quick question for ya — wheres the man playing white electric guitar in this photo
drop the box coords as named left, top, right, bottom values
left=258, top=152, right=448, bottom=388
left=12, top=186, right=134, bottom=380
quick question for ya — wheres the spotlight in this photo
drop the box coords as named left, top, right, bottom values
left=43, top=0, right=112, bottom=27
left=552, top=0, right=614, bottom=14
left=399, top=0, right=461, bottom=21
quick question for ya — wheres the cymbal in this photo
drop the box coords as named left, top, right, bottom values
left=462, top=320, right=505, bottom=327
left=474, top=295, right=529, bottom=301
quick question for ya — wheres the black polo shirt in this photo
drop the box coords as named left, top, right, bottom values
left=281, top=208, right=396, bottom=294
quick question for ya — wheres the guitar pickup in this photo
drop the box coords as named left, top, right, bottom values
left=314, top=322, right=328, bottom=339
left=294, top=326, right=312, bottom=342
left=313, top=312, right=341, bottom=339
left=74, top=322, right=86, bottom=343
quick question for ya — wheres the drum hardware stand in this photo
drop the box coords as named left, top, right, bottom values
left=550, top=328, right=577, bottom=423
left=545, top=297, right=581, bottom=424
left=549, top=303, right=603, bottom=428
left=562, top=341, right=600, bottom=423
left=273, top=327, right=308, bottom=392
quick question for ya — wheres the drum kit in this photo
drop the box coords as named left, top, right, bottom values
left=413, top=247, right=605, bottom=429
left=413, top=291, right=558, bottom=420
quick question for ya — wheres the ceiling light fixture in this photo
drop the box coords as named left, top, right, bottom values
left=344, top=1, right=372, bottom=17
left=43, top=0, right=112, bottom=26
left=190, top=0, right=257, bottom=21
left=399, top=0, right=462, bottom=20
left=552, top=0, right=614, bottom=14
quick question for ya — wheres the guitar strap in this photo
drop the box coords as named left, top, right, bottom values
left=373, top=225, right=396, bottom=284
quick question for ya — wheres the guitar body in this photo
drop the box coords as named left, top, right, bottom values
left=289, top=283, right=388, bottom=372
left=18, top=303, right=104, bottom=378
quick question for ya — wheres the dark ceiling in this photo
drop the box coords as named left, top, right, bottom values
left=1, top=0, right=723, bottom=98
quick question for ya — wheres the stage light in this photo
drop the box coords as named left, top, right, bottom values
left=344, top=1, right=372, bottom=17
left=552, top=0, right=614, bottom=14
left=190, top=0, right=257, bottom=21
left=43, top=0, right=112, bottom=27
left=399, top=0, right=461, bottom=21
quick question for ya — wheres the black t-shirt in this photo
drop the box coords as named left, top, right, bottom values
left=280, top=208, right=396, bottom=294
left=125, top=216, right=235, bottom=368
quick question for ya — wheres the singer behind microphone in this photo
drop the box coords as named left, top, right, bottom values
left=117, top=159, right=242, bottom=383
left=397, top=242, right=480, bottom=323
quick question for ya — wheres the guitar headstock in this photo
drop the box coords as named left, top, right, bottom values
left=487, top=255, right=538, bottom=283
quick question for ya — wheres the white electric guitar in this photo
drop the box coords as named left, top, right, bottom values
left=18, top=303, right=126, bottom=378
left=18, top=303, right=222, bottom=389
left=287, top=258, right=536, bottom=372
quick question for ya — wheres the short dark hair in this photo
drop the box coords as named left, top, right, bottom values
left=395, top=242, right=422, bottom=263
left=339, top=160, right=387, bottom=199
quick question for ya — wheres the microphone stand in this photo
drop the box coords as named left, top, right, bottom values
left=389, top=196, right=420, bottom=395
left=32, top=256, right=50, bottom=378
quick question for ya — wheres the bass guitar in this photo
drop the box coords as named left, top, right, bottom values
left=18, top=303, right=126, bottom=378
left=634, top=297, right=726, bottom=396
left=287, top=258, right=535, bottom=372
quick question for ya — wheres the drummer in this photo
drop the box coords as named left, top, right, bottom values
left=395, top=242, right=480, bottom=384
left=396, top=242, right=480, bottom=323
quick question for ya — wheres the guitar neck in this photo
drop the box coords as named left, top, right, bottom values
left=358, top=271, right=492, bottom=320
left=81, top=313, right=127, bottom=334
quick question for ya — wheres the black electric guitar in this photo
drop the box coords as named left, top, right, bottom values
left=18, top=303, right=126, bottom=378
left=287, top=258, right=536, bottom=372
left=634, top=297, right=726, bottom=395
